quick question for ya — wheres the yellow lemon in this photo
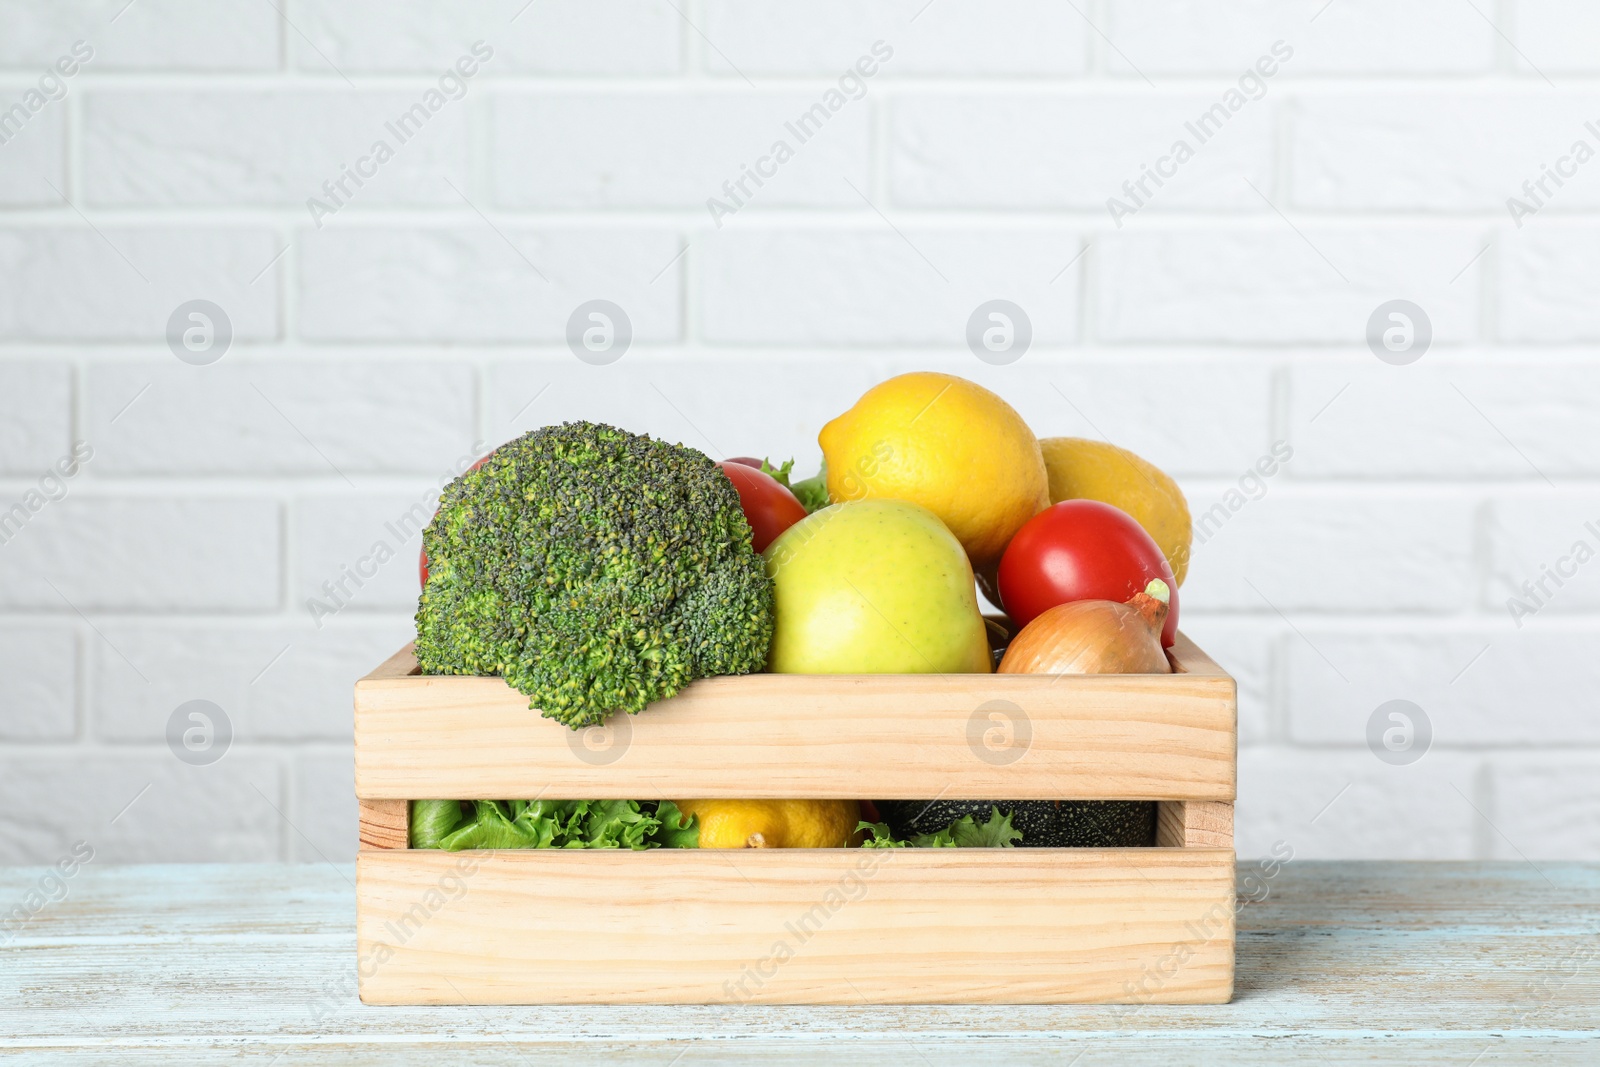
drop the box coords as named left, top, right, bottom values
left=818, top=372, right=1049, bottom=572
left=1039, top=436, right=1193, bottom=586
left=672, top=799, right=861, bottom=849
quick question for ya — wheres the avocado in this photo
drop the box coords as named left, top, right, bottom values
left=875, top=800, right=1156, bottom=848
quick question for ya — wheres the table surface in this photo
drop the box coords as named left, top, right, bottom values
left=2, top=861, right=1597, bottom=1064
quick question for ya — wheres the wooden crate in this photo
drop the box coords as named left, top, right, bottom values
left=353, top=633, right=1237, bottom=1006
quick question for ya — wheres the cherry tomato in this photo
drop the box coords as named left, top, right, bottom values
left=724, top=456, right=767, bottom=470
left=419, top=455, right=492, bottom=588
left=718, top=459, right=808, bottom=554
left=997, top=499, right=1179, bottom=647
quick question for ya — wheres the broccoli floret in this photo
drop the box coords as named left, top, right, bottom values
left=414, top=421, right=774, bottom=728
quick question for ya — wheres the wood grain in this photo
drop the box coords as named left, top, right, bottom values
left=354, top=634, right=1236, bottom=801
left=355, top=847, right=1236, bottom=1005
left=358, top=799, right=409, bottom=851
left=1156, top=801, right=1234, bottom=849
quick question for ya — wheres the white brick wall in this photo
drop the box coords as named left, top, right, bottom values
left=1, top=0, right=1595, bottom=865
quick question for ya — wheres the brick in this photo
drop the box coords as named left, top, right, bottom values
left=1291, top=92, right=1600, bottom=211
left=90, top=621, right=408, bottom=743
left=1096, top=228, right=1485, bottom=343
left=297, top=227, right=682, bottom=342
left=1236, top=748, right=1480, bottom=859
left=1182, top=491, right=1476, bottom=612
left=0, top=497, right=280, bottom=611
left=1103, top=0, right=1492, bottom=75
left=294, top=492, right=446, bottom=612
left=891, top=93, right=1273, bottom=209
left=83, top=91, right=470, bottom=208
left=1488, top=756, right=1600, bottom=860
left=0, top=228, right=280, bottom=342
left=1286, top=628, right=1600, bottom=747
left=0, top=0, right=279, bottom=70
left=1287, top=359, right=1600, bottom=479
left=1500, top=226, right=1600, bottom=342
left=487, top=358, right=881, bottom=471
left=291, top=750, right=357, bottom=863
left=0, top=361, right=70, bottom=473
left=1484, top=495, right=1600, bottom=615
left=87, top=361, right=476, bottom=475
left=0, top=623, right=76, bottom=741
left=292, top=0, right=679, bottom=74
left=1179, top=616, right=1277, bottom=746
left=0, top=753, right=285, bottom=864
left=699, top=229, right=1081, bottom=345
left=866, top=358, right=1272, bottom=478
left=702, top=0, right=1087, bottom=75
left=1510, top=0, right=1600, bottom=75
left=490, top=93, right=870, bottom=210
left=0, top=105, right=64, bottom=206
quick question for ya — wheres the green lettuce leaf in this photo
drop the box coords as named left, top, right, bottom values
left=409, top=800, right=468, bottom=849
left=439, top=801, right=541, bottom=850
left=787, top=464, right=830, bottom=513
left=757, top=458, right=796, bottom=486
left=411, top=799, right=700, bottom=851
left=856, top=807, right=1023, bottom=849
left=759, top=457, right=829, bottom=513
left=654, top=801, right=700, bottom=848
left=574, top=799, right=656, bottom=849
left=940, top=807, right=1023, bottom=847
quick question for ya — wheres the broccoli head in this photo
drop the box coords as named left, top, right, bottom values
left=414, top=421, right=774, bottom=728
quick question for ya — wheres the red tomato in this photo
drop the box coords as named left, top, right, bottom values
left=420, top=454, right=492, bottom=588
left=997, top=499, right=1179, bottom=647
left=718, top=460, right=808, bottom=554
left=723, top=456, right=766, bottom=470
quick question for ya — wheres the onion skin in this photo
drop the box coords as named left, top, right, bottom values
left=998, top=590, right=1171, bottom=676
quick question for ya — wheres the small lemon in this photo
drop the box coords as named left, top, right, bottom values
left=1039, top=437, right=1193, bottom=585
left=818, top=373, right=1049, bottom=571
left=672, top=799, right=861, bottom=849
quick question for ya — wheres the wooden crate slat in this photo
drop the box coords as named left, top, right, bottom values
left=358, top=799, right=409, bottom=851
left=356, top=847, right=1235, bottom=1005
left=355, top=636, right=1236, bottom=801
left=1156, top=801, right=1235, bottom=849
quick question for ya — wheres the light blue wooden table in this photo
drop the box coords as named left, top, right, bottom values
left=2, top=861, right=1596, bottom=1063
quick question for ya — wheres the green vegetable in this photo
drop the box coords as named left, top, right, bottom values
left=414, top=421, right=775, bottom=728
left=654, top=801, right=700, bottom=848
left=857, top=806, right=1023, bottom=848
left=790, top=466, right=831, bottom=513
left=759, top=457, right=829, bottom=513
left=408, top=799, right=701, bottom=851
left=409, top=799, right=468, bottom=849
left=757, top=458, right=796, bottom=484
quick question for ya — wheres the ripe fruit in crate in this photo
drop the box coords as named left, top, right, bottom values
left=717, top=459, right=807, bottom=553
left=763, top=499, right=992, bottom=674
left=1039, top=436, right=1194, bottom=586
left=998, top=499, right=1180, bottom=647
left=671, top=799, right=861, bottom=848
left=818, top=372, right=1049, bottom=577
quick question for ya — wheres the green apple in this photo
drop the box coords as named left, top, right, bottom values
left=763, top=499, right=992, bottom=674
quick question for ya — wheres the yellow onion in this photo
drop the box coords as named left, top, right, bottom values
left=998, top=580, right=1172, bottom=675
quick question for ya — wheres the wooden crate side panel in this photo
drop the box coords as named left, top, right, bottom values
left=359, top=799, right=409, bottom=851
left=355, top=672, right=1235, bottom=802
left=355, top=848, right=1235, bottom=1005
left=363, top=634, right=1230, bottom=682
left=1156, top=801, right=1235, bottom=849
